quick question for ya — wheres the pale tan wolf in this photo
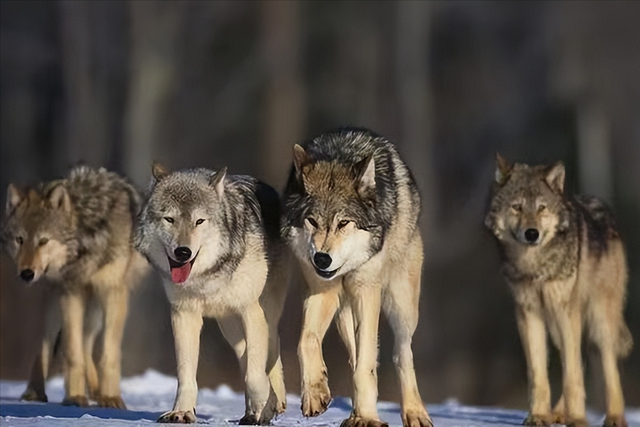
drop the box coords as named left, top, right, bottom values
left=1, top=166, right=147, bottom=409
left=485, top=154, right=633, bottom=427
left=134, top=164, right=289, bottom=424
left=281, top=128, right=432, bottom=427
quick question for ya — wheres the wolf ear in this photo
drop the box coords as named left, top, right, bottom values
left=545, top=162, right=565, bottom=193
left=152, top=162, right=169, bottom=182
left=6, top=184, right=24, bottom=215
left=495, top=153, right=512, bottom=185
left=210, top=167, right=227, bottom=198
left=355, top=155, right=376, bottom=197
left=293, top=144, right=313, bottom=186
left=48, top=185, right=72, bottom=212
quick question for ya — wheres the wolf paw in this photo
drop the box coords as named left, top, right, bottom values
left=275, top=398, right=287, bottom=415
left=239, top=411, right=274, bottom=426
left=551, top=411, right=565, bottom=424
left=96, top=395, right=126, bottom=410
left=603, top=415, right=628, bottom=427
left=62, top=395, right=89, bottom=407
left=157, top=410, right=197, bottom=423
left=523, top=413, right=552, bottom=426
left=301, top=382, right=332, bottom=417
left=566, top=418, right=589, bottom=427
left=340, top=416, right=389, bottom=427
left=20, top=388, right=47, bottom=403
left=402, top=409, right=434, bottom=427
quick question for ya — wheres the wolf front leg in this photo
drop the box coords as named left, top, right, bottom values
left=298, top=287, right=341, bottom=417
left=59, top=291, right=89, bottom=407
left=516, top=306, right=552, bottom=426
left=158, top=306, right=203, bottom=424
left=557, top=308, right=587, bottom=427
left=342, top=284, right=387, bottom=427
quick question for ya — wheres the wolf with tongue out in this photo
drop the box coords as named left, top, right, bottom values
left=135, top=164, right=290, bottom=424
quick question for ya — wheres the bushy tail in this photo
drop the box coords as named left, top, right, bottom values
left=617, top=323, right=634, bottom=358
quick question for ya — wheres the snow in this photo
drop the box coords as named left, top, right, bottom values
left=1, top=370, right=639, bottom=426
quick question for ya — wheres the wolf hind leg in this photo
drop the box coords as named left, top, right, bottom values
left=83, top=295, right=102, bottom=401
left=588, top=309, right=629, bottom=427
left=22, top=298, right=61, bottom=402
left=218, top=315, right=249, bottom=412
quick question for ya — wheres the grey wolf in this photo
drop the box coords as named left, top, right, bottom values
left=135, top=164, right=289, bottom=424
left=1, top=166, right=146, bottom=409
left=281, top=128, right=432, bottom=427
left=485, top=154, right=633, bottom=427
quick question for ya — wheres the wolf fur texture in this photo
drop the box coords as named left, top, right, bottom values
left=135, top=164, right=289, bottom=424
left=282, top=128, right=432, bottom=427
left=1, top=166, right=146, bottom=409
left=485, top=154, right=633, bottom=427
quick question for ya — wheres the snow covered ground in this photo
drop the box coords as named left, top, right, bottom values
left=1, top=370, right=638, bottom=426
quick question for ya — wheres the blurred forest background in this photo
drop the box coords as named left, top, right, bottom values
left=1, top=0, right=638, bottom=411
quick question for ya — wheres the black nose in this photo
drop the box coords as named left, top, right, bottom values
left=524, top=228, right=539, bottom=243
left=20, top=269, right=35, bottom=283
left=174, top=246, right=192, bottom=262
left=313, top=252, right=332, bottom=270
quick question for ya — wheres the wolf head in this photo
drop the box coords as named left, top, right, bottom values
left=135, top=163, right=230, bottom=285
left=485, top=154, right=571, bottom=247
left=2, top=183, right=76, bottom=283
left=284, top=144, right=381, bottom=280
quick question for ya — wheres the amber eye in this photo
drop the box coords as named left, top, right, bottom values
left=164, top=217, right=174, bottom=224
left=38, top=237, right=49, bottom=246
left=306, top=217, right=318, bottom=228
left=15, top=236, right=23, bottom=245
left=511, top=204, right=522, bottom=212
left=195, top=219, right=205, bottom=226
left=337, top=220, right=351, bottom=230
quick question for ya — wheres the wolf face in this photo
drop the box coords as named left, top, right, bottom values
left=286, top=145, right=380, bottom=280
left=485, top=154, right=571, bottom=248
left=135, top=164, right=229, bottom=285
left=2, top=184, right=75, bottom=283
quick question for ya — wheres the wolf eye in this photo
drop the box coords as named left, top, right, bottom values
left=337, top=220, right=351, bottom=230
left=38, top=237, right=49, bottom=246
left=15, top=236, right=23, bottom=245
left=511, top=203, right=522, bottom=212
left=164, top=217, right=174, bottom=224
left=195, top=219, right=205, bottom=226
left=537, top=204, right=547, bottom=212
left=306, top=217, right=318, bottom=228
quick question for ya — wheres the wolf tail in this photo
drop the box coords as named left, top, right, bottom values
left=617, top=323, right=634, bottom=358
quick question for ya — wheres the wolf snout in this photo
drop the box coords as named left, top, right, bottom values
left=524, top=228, right=540, bottom=244
left=174, top=246, right=192, bottom=263
left=20, top=269, right=35, bottom=283
left=313, top=252, right=332, bottom=270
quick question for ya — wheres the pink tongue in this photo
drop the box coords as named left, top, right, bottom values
left=171, top=263, right=192, bottom=284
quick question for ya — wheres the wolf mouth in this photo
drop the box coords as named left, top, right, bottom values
left=314, top=266, right=340, bottom=279
left=168, top=252, right=198, bottom=284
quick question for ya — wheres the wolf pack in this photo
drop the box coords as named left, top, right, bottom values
left=0, top=127, right=633, bottom=427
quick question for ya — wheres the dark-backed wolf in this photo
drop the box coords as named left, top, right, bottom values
left=1, top=166, right=146, bottom=408
left=135, top=164, right=289, bottom=424
left=485, top=154, right=633, bottom=427
left=282, top=127, right=432, bottom=427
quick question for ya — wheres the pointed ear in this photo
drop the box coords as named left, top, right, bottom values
left=152, top=162, right=169, bottom=182
left=355, top=155, right=376, bottom=197
left=210, top=167, right=227, bottom=198
left=6, top=184, right=24, bottom=215
left=293, top=144, right=314, bottom=182
left=545, top=162, right=565, bottom=193
left=48, top=185, right=72, bottom=212
left=495, top=153, right=512, bottom=185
